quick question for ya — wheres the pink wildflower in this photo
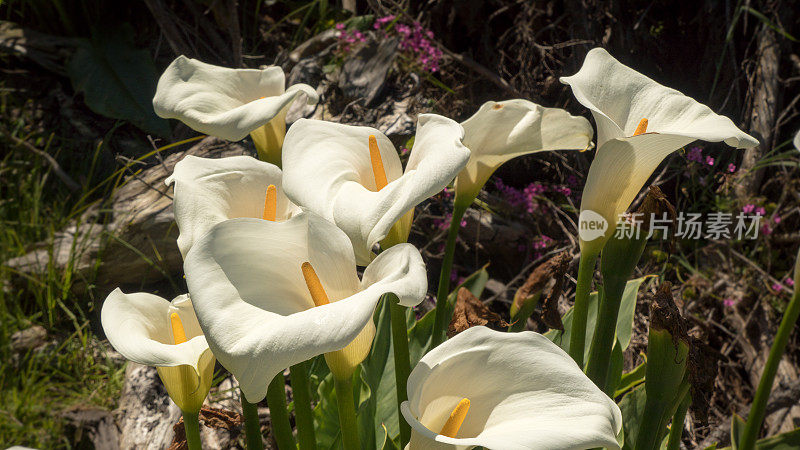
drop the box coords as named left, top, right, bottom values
left=687, top=147, right=703, bottom=162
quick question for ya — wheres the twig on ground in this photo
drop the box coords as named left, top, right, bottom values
left=2, top=130, right=80, bottom=192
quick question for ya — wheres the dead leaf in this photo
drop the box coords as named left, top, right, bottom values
left=448, top=287, right=509, bottom=337
left=688, top=337, right=723, bottom=424
left=513, top=251, right=571, bottom=311
left=169, top=406, right=243, bottom=450
left=541, top=275, right=565, bottom=331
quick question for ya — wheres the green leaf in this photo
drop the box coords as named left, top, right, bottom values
left=606, top=339, right=625, bottom=396
left=67, top=25, right=171, bottom=137
left=617, top=276, right=651, bottom=350
left=636, top=327, right=690, bottom=450
left=313, top=372, right=343, bottom=448
left=615, top=358, right=647, bottom=397
left=618, top=384, right=647, bottom=450
left=545, top=277, right=649, bottom=362
left=332, top=266, right=492, bottom=449
left=753, top=427, right=800, bottom=449
left=740, top=7, right=799, bottom=42
left=730, top=414, right=745, bottom=450
left=728, top=416, right=800, bottom=449
left=359, top=296, right=399, bottom=447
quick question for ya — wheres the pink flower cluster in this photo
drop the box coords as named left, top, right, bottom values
left=742, top=204, right=782, bottom=236
left=373, top=16, right=443, bottom=73
left=741, top=204, right=766, bottom=215
left=373, top=15, right=396, bottom=28
left=772, top=277, right=794, bottom=292
left=494, top=179, right=572, bottom=214
left=687, top=147, right=704, bottom=163
left=517, top=235, right=554, bottom=260
left=335, top=17, right=443, bottom=73
left=687, top=146, right=723, bottom=167
left=335, top=23, right=367, bottom=52
left=761, top=215, right=781, bottom=236
left=433, top=211, right=467, bottom=232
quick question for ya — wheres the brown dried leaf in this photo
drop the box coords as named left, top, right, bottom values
left=650, top=281, right=689, bottom=346
left=688, top=337, right=723, bottom=425
left=513, top=251, right=571, bottom=310
left=637, top=185, right=677, bottom=234
left=541, top=275, right=565, bottom=331
left=169, top=406, right=243, bottom=450
left=448, top=287, right=509, bottom=337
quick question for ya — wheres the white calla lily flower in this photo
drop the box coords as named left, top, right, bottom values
left=153, top=56, right=319, bottom=166
left=281, top=115, right=470, bottom=264
left=401, top=326, right=622, bottom=450
left=561, top=48, right=759, bottom=256
left=794, top=129, right=800, bottom=152
left=183, top=210, right=427, bottom=402
left=454, top=99, right=594, bottom=205
left=100, top=289, right=215, bottom=413
left=166, top=155, right=300, bottom=258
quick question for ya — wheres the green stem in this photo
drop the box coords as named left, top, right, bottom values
left=266, top=372, right=296, bottom=450
left=389, top=294, right=412, bottom=447
left=585, top=279, right=626, bottom=393
left=182, top=409, right=202, bottom=450
left=667, top=391, right=691, bottom=450
left=568, top=251, right=596, bottom=367
left=638, top=380, right=690, bottom=450
left=241, top=395, right=264, bottom=450
left=290, top=361, right=317, bottom=450
left=432, top=200, right=468, bottom=347
left=334, top=374, right=361, bottom=450
left=741, top=287, right=800, bottom=449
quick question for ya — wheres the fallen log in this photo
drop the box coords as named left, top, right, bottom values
left=5, top=137, right=248, bottom=293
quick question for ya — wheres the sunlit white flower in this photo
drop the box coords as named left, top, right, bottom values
left=401, top=326, right=622, bottom=450
left=561, top=48, right=758, bottom=256
left=183, top=210, right=427, bottom=402
left=166, top=155, right=300, bottom=258
left=793, top=129, right=800, bottom=152
left=101, top=289, right=214, bottom=413
left=454, top=99, right=593, bottom=205
left=153, top=56, right=318, bottom=165
left=281, top=115, right=470, bottom=264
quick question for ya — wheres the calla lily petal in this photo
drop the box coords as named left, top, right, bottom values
left=282, top=115, right=469, bottom=264
left=579, top=132, right=694, bottom=249
left=100, top=289, right=214, bottom=412
left=560, top=48, right=759, bottom=148
left=165, top=155, right=300, bottom=258
left=561, top=48, right=758, bottom=255
left=101, top=289, right=210, bottom=370
left=401, top=326, right=622, bottom=450
left=183, top=211, right=427, bottom=402
left=153, top=56, right=318, bottom=141
left=794, top=129, right=800, bottom=152
left=455, top=99, right=593, bottom=202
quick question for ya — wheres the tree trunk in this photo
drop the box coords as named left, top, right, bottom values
left=736, top=19, right=780, bottom=200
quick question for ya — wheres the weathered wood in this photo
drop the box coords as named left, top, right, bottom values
left=340, top=37, right=399, bottom=106
left=62, top=406, right=120, bottom=450
left=116, top=363, right=181, bottom=450
left=0, top=20, right=77, bottom=74
left=5, top=137, right=248, bottom=293
left=736, top=18, right=780, bottom=200
left=730, top=300, right=800, bottom=435
left=116, top=363, right=246, bottom=450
